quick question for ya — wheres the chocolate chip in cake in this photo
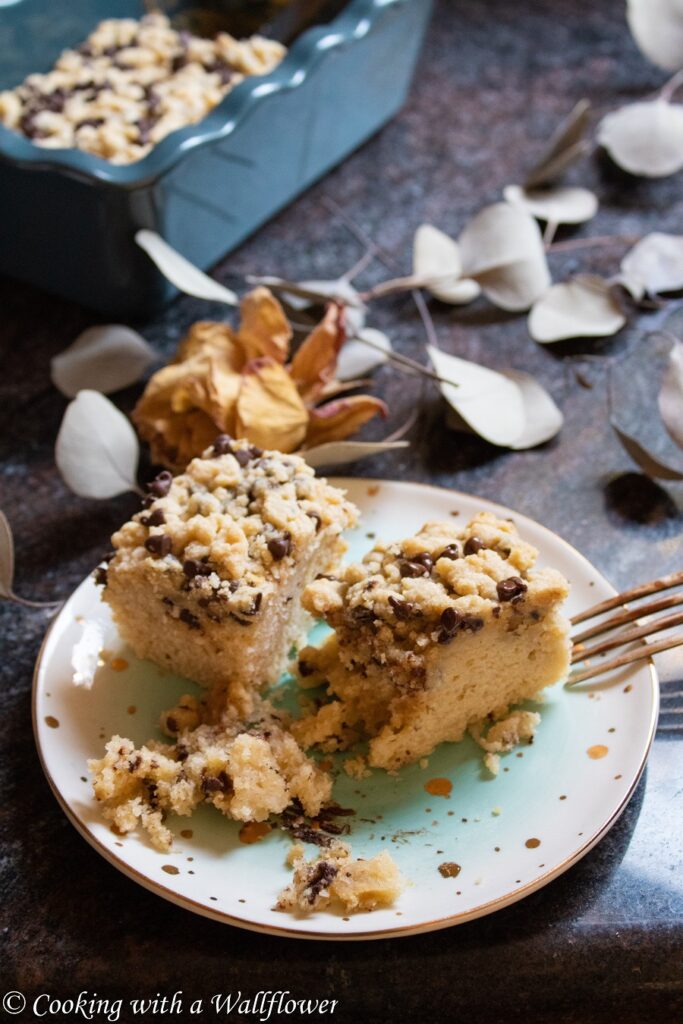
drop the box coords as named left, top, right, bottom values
left=298, top=659, right=314, bottom=677
left=399, top=557, right=431, bottom=578
left=179, top=608, right=201, bottom=629
left=307, top=511, right=322, bottom=533
left=268, top=532, right=292, bottom=561
left=496, top=577, right=528, bottom=602
left=439, top=606, right=461, bottom=633
left=389, top=595, right=415, bottom=620
left=202, top=770, right=230, bottom=794
left=460, top=614, right=485, bottom=632
left=212, top=433, right=233, bottom=455
left=144, top=533, right=172, bottom=557
left=305, top=860, right=338, bottom=903
left=93, top=565, right=108, bottom=587
left=182, top=559, right=211, bottom=579
left=464, top=536, right=485, bottom=556
left=147, top=470, right=173, bottom=497
left=437, top=544, right=461, bottom=560
left=141, top=508, right=166, bottom=527
left=246, top=592, right=263, bottom=615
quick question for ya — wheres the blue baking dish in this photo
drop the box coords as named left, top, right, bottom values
left=0, top=0, right=433, bottom=316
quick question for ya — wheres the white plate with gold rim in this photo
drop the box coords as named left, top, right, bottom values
left=33, top=478, right=658, bottom=940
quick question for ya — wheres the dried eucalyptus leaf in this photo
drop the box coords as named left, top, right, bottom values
left=621, top=233, right=683, bottom=296
left=524, top=99, right=592, bottom=188
left=428, top=345, right=526, bottom=447
left=528, top=275, right=627, bottom=343
left=503, top=184, right=598, bottom=225
left=336, top=328, right=392, bottom=380
left=499, top=370, right=563, bottom=448
left=51, top=325, right=156, bottom=398
left=136, top=230, right=238, bottom=305
left=55, top=390, right=140, bottom=499
left=412, top=224, right=480, bottom=304
left=459, top=203, right=551, bottom=311
left=611, top=422, right=683, bottom=480
left=597, top=100, right=683, bottom=177
left=627, top=0, right=683, bottom=71
left=299, top=440, right=409, bottom=468
left=0, top=509, right=14, bottom=599
left=659, top=339, right=683, bottom=449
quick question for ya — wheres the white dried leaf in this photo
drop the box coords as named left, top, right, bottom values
left=428, top=346, right=526, bottom=447
left=299, top=440, right=409, bottom=468
left=627, top=0, right=683, bottom=71
left=499, top=369, right=563, bottom=448
left=528, top=276, right=627, bottom=343
left=597, top=100, right=683, bottom=177
left=336, top=328, right=392, bottom=380
left=659, top=340, right=683, bottom=449
left=55, top=390, right=140, bottom=499
left=524, top=99, right=592, bottom=188
left=71, top=619, right=105, bottom=689
left=503, top=184, right=598, bottom=225
left=612, top=422, right=683, bottom=480
left=0, top=509, right=14, bottom=599
left=412, top=224, right=480, bottom=304
left=621, top=233, right=683, bottom=296
left=51, top=325, right=156, bottom=398
left=136, top=230, right=238, bottom=305
left=459, top=203, right=551, bottom=311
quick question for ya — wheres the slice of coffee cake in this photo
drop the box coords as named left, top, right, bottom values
left=292, top=512, right=570, bottom=770
left=100, top=438, right=357, bottom=710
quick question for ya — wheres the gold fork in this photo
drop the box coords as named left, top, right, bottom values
left=568, top=570, right=683, bottom=685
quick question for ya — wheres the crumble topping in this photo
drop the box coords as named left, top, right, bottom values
left=275, top=842, right=404, bottom=914
left=104, top=437, right=356, bottom=622
left=0, top=13, right=285, bottom=164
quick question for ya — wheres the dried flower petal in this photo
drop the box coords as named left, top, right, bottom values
left=56, top=391, right=140, bottom=498
left=289, top=304, right=346, bottom=405
left=0, top=509, right=14, bottom=600
left=235, top=357, right=309, bottom=452
left=336, top=328, right=392, bottom=380
left=237, top=287, right=292, bottom=363
left=51, top=325, right=156, bottom=398
left=299, top=439, right=408, bottom=468
left=135, top=230, right=238, bottom=305
left=597, top=100, right=683, bottom=178
left=304, top=395, right=387, bottom=447
left=659, top=339, right=683, bottom=449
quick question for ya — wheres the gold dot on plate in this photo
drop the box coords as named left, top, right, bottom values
left=623, top=684, right=632, bottom=693
left=608, top=727, right=616, bottom=733
left=587, top=744, right=609, bottom=760
left=110, top=657, right=129, bottom=672
left=367, top=485, right=380, bottom=496
left=44, top=715, right=59, bottom=729
left=127, top=705, right=137, bottom=715
left=525, top=838, right=541, bottom=849
left=614, top=773, right=623, bottom=780
left=559, top=795, right=567, bottom=800
left=162, top=865, right=179, bottom=875
left=180, top=829, right=193, bottom=839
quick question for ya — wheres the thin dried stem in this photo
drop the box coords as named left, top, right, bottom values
left=549, top=234, right=639, bottom=254
left=660, top=69, right=683, bottom=103
left=343, top=246, right=379, bottom=283
left=543, top=220, right=559, bottom=248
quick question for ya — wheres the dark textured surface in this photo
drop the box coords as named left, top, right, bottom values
left=1, top=1, right=682, bottom=1021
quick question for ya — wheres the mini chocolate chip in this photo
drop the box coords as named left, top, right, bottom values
left=141, top=508, right=166, bottom=527
left=298, top=660, right=314, bottom=677
left=128, top=754, right=141, bottom=771
left=461, top=614, right=484, bottom=632
left=182, top=559, right=211, bottom=579
left=268, top=532, right=291, bottom=561
left=202, top=771, right=230, bottom=794
left=353, top=605, right=376, bottom=623
left=437, top=544, right=461, bottom=560
left=147, top=470, right=173, bottom=497
left=389, top=595, right=414, bottom=620
left=212, top=434, right=233, bottom=455
left=247, top=592, right=263, bottom=615
left=179, top=608, right=200, bottom=629
left=176, top=745, right=188, bottom=762
left=93, top=565, right=108, bottom=587
left=492, top=605, right=502, bottom=618
left=166, top=716, right=178, bottom=733
left=145, top=534, right=172, bottom=557
left=307, top=512, right=322, bottom=532
left=162, top=596, right=174, bottom=607
left=77, top=117, right=105, bottom=130
left=496, top=577, right=528, bottom=602
left=439, top=606, right=461, bottom=632
left=399, top=559, right=430, bottom=578
left=412, top=552, right=434, bottom=572
left=306, top=861, right=338, bottom=902
left=249, top=445, right=263, bottom=459
left=464, top=536, right=485, bottom=556
left=437, top=628, right=456, bottom=645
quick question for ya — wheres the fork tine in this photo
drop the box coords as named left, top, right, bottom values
left=571, top=569, right=683, bottom=626
left=567, top=634, right=683, bottom=685
left=571, top=610, right=683, bottom=663
left=572, top=592, right=683, bottom=644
